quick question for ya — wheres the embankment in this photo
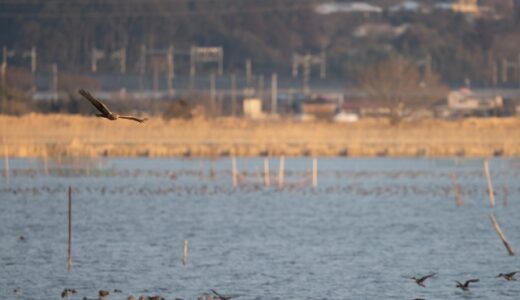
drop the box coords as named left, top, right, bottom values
left=1, top=114, right=519, bottom=157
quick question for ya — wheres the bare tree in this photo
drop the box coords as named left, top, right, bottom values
left=360, top=57, right=447, bottom=123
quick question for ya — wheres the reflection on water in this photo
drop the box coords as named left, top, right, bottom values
left=1, top=158, right=519, bottom=299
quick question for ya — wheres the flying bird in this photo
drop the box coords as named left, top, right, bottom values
left=409, top=273, right=436, bottom=287
left=496, top=271, right=518, bottom=281
left=455, top=279, right=479, bottom=291
left=78, top=89, right=147, bottom=123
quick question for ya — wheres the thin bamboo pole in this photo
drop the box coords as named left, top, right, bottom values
left=312, top=157, right=318, bottom=188
left=182, top=240, right=189, bottom=266
left=231, top=157, right=238, bottom=187
left=483, top=159, right=495, bottom=208
left=451, top=174, right=463, bottom=207
left=278, top=156, right=285, bottom=188
left=67, top=186, right=72, bottom=270
left=489, top=213, right=515, bottom=256
left=43, top=149, right=48, bottom=176
left=264, top=157, right=270, bottom=187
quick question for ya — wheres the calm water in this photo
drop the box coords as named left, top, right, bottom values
left=1, top=157, right=520, bottom=300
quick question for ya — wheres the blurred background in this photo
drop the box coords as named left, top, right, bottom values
left=1, top=0, right=520, bottom=121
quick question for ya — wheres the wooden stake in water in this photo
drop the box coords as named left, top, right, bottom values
left=67, top=186, right=72, bottom=270
left=278, top=156, right=285, bottom=188
left=490, top=214, right=515, bottom=256
left=451, top=174, right=463, bottom=207
left=312, top=157, right=318, bottom=188
left=263, top=157, right=270, bottom=187
left=182, top=240, right=189, bottom=266
left=231, top=156, right=238, bottom=187
left=483, top=159, right=495, bottom=208
left=43, top=150, right=49, bottom=176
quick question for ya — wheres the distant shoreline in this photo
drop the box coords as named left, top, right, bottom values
left=2, top=114, right=520, bottom=158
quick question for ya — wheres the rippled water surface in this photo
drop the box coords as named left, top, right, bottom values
left=1, top=157, right=520, bottom=299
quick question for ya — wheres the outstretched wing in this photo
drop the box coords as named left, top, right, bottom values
left=211, top=289, right=226, bottom=300
left=419, top=273, right=436, bottom=282
left=465, top=279, right=479, bottom=286
left=454, top=280, right=462, bottom=286
left=78, top=89, right=113, bottom=115
left=119, top=116, right=148, bottom=123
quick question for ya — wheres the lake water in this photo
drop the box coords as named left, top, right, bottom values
left=1, top=157, right=520, bottom=299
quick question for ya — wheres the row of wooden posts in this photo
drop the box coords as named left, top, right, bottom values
left=0, top=148, right=515, bottom=268
left=231, top=156, right=318, bottom=188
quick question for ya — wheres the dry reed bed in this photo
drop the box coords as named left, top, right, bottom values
left=1, top=114, right=520, bottom=157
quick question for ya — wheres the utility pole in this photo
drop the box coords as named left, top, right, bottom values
left=271, top=73, right=277, bottom=114
left=23, top=46, right=37, bottom=94
left=167, top=45, right=174, bottom=97
left=320, top=50, right=326, bottom=79
left=231, top=73, right=237, bottom=116
left=52, top=63, right=58, bottom=101
left=292, top=51, right=326, bottom=96
left=502, top=58, right=508, bottom=83
left=258, top=74, right=264, bottom=101
left=91, top=48, right=105, bottom=73
left=1, top=46, right=15, bottom=111
left=110, top=47, right=126, bottom=74
left=303, top=53, right=311, bottom=95
left=518, top=52, right=520, bottom=88
left=210, top=73, right=216, bottom=117
left=245, top=58, right=252, bottom=86
left=139, top=44, right=146, bottom=92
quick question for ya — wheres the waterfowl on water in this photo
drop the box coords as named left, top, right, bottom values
left=496, top=271, right=518, bottom=281
left=211, top=289, right=239, bottom=300
left=61, top=288, right=77, bottom=298
left=78, top=89, right=147, bottom=123
left=138, top=296, right=165, bottom=300
left=455, top=279, right=479, bottom=291
left=409, top=273, right=436, bottom=287
left=99, top=290, right=110, bottom=298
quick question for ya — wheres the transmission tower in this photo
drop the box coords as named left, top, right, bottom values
left=292, top=51, right=326, bottom=95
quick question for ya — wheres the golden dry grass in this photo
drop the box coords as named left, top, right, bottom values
left=1, top=113, right=520, bottom=157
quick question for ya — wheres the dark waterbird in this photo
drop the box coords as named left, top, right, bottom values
left=138, top=296, right=165, bottom=300
left=496, top=271, right=518, bottom=281
left=211, top=289, right=239, bottom=300
left=61, top=288, right=77, bottom=298
left=409, top=273, right=436, bottom=287
left=455, top=279, right=479, bottom=291
left=78, top=89, right=147, bottom=123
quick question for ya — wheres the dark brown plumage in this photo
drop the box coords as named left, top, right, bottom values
left=98, top=290, right=110, bottom=298
left=211, top=289, right=238, bottom=300
left=410, top=273, right=436, bottom=287
left=61, top=288, right=77, bottom=298
left=497, top=271, right=518, bottom=281
left=455, top=279, right=479, bottom=291
left=78, top=89, right=147, bottom=123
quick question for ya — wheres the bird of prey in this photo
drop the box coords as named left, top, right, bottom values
left=78, top=89, right=147, bottom=123
left=409, top=273, right=436, bottom=287
left=496, top=271, right=518, bottom=281
left=455, top=279, right=479, bottom=291
left=211, top=289, right=239, bottom=300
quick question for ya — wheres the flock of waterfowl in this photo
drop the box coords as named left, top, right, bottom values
left=16, top=288, right=237, bottom=300
left=407, top=271, right=519, bottom=291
